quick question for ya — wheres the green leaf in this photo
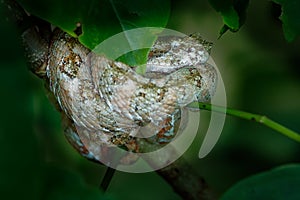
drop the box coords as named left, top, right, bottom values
left=16, top=0, right=170, bottom=66
left=208, top=0, right=249, bottom=38
left=272, top=0, right=300, bottom=41
left=107, top=0, right=170, bottom=66
left=221, top=164, right=300, bottom=200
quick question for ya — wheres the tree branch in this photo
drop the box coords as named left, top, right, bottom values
left=157, top=157, right=216, bottom=200
left=189, top=102, right=300, bottom=143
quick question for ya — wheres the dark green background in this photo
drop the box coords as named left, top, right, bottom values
left=1, top=0, right=300, bottom=199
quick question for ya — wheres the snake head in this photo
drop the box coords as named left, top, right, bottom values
left=147, top=34, right=218, bottom=105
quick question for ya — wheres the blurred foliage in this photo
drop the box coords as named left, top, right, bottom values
left=1, top=0, right=300, bottom=199
left=221, top=164, right=300, bottom=199
left=208, top=0, right=300, bottom=41
left=208, top=0, right=249, bottom=37
left=272, top=0, right=300, bottom=41
left=41, top=166, right=112, bottom=200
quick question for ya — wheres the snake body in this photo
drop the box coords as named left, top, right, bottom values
left=45, top=29, right=217, bottom=163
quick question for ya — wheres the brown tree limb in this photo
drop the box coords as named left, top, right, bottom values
left=158, top=158, right=215, bottom=200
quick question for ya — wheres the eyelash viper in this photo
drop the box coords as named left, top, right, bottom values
left=28, top=29, right=217, bottom=164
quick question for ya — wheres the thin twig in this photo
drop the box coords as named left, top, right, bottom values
left=100, top=167, right=116, bottom=192
left=188, top=102, right=300, bottom=143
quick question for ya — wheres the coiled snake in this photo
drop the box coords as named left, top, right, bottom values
left=25, top=28, right=217, bottom=164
